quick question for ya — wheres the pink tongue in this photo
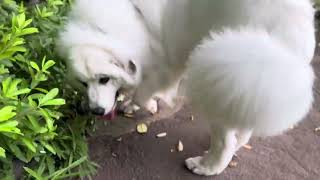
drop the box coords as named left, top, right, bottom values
left=101, top=110, right=116, bottom=121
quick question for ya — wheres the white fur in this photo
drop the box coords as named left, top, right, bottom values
left=57, top=0, right=315, bottom=176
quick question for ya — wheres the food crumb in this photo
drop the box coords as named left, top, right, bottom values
left=177, top=140, right=183, bottom=152
left=243, top=144, right=252, bottom=150
left=156, top=132, right=167, bottom=138
left=228, top=161, right=238, bottom=168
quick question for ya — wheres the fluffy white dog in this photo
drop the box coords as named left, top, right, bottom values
left=57, top=0, right=315, bottom=176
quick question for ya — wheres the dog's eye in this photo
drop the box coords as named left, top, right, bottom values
left=81, top=81, right=88, bottom=87
left=99, top=77, right=110, bottom=85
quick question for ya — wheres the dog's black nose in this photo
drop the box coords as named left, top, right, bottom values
left=91, top=107, right=105, bottom=116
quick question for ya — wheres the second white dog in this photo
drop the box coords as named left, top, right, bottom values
left=58, top=0, right=315, bottom=176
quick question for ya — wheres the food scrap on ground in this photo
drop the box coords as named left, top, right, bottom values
left=177, top=140, right=184, bottom=152
left=243, top=144, right=252, bottom=150
left=156, top=132, right=167, bottom=138
left=228, top=161, right=238, bottom=168
left=124, top=113, right=134, bottom=118
left=137, top=123, right=148, bottom=134
left=133, top=104, right=140, bottom=111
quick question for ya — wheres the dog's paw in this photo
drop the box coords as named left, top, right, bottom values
left=145, top=98, right=158, bottom=114
left=185, top=156, right=224, bottom=176
left=119, top=100, right=140, bottom=114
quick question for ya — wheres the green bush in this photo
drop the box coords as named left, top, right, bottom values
left=0, top=0, right=97, bottom=179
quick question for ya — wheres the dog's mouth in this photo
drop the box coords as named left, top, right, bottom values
left=98, top=90, right=120, bottom=121
left=99, top=102, right=117, bottom=120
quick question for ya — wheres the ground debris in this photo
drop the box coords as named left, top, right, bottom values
left=228, top=161, right=238, bottom=168
left=133, top=104, right=140, bottom=111
left=137, top=123, right=148, bottom=134
left=156, top=132, right=167, bottom=138
left=112, top=152, right=117, bottom=158
left=124, top=113, right=134, bottom=118
left=243, top=144, right=252, bottom=150
left=177, top=140, right=183, bottom=152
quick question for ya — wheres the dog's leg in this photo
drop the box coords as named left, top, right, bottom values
left=144, top=98, right=158, bottom=114
left=153, top=78, right=181, bottom=107
left=235, top=129, right=252, bottom=151
left=185, top=127, right=237, bottom=176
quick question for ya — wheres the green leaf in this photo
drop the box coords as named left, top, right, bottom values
left=0, top=106, right=16, bottom=122
left=16, top=13, right=26, bottom=28
left=0, top=147, right=5, bottom=158
left=2, top=77, right=30, bottom=98
left=7, top=45, right=27, bottom=52
left=19, top=27, right=39, bottom=36
left=11, top=88, right=31, bottom=96
left=8, top=143, right=28, bottom=162
left=40, top=141, right=56, bottom=155
left=35, top=88, right=49, bottom=93
left=0, top=65, right=9, bottom=74
left=27, top=115, right=48, bottom=133
left=28, top=96, right=38, bottom=107
left=41, top=98, right=65, bottom=106
left=39, top=109, right=55, bottom=131
left=35, top=73, right=48, bottom=82
left=0, top=120, right=22, bottom=135
left=2, top=77, right=12, bottom=94
left=7, top=78, right=22, bottom=95
left=30, top=61, right=40, bottom=71
left=23, top=167, right=45, bottom=180
left=49, top=0, right=64, bottom=6
left=47, top=156, right=88, bottom=180
left=22, top=19, right=32, bottom=28
left=42, top=60, right=55, bottom=70
left=46, top=156, right=55, bottom=175
left=21, top=137, right=37, bottom=153
left=12, top=37, right=25, bottom=46
left=38, top=88, right=59, bottom=106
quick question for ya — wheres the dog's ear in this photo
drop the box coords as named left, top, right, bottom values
left=128, top=60, right=137, bottom=75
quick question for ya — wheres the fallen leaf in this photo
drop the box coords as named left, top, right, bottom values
left=156, top=132, right=167, bottom=138
left=177, top=140, right=183, bottom=152
left=243, top=144, right=252, bottom=150
left=137, top=123, right=148, bottom=134
left=228, top=161, right=238, bottom=168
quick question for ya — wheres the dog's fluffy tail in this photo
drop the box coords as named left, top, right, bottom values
left=186, top=29, right=314, bottom=136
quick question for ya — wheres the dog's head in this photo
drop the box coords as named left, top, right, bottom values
left=69, top=46, right=140, bottom=119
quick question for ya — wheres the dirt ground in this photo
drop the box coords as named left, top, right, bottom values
left=88, top=55, right=320, bottom=180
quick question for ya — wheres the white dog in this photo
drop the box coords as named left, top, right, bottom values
left=57, top=0, right=315, bottom=176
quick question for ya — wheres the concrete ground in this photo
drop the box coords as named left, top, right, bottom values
left=88, top=57, right=320, bottom=180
